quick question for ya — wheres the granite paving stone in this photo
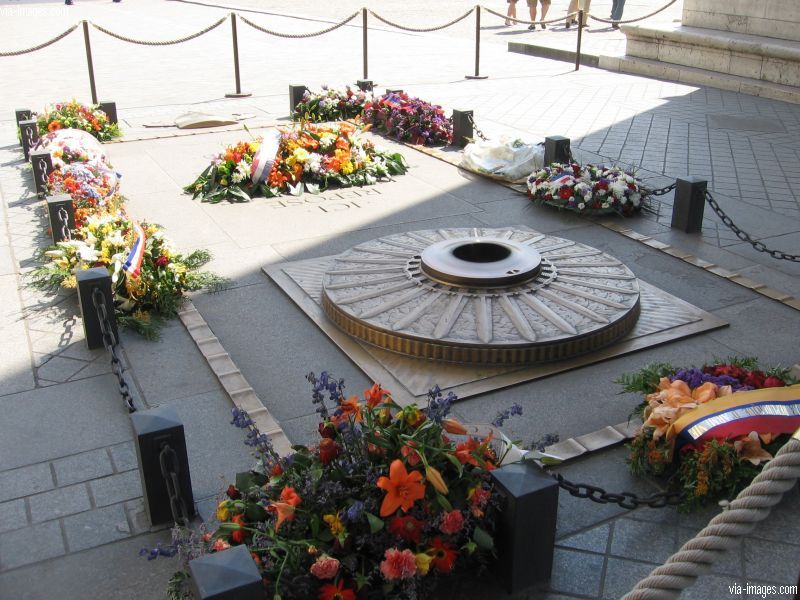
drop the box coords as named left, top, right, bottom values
left=609, top=518, right=678, bottom=564
left=548, top=548, right=605, bottom=597
left=743, top=538, right=800, bottom=584
left=109, top=442, right=138, bottom=474
left=28, top=484, right=92, bottom=524
left=602, top=557, right=658, bottom=600
left=0, top=520, right=65, bottom=571
left=62, top=504, right=131, bottom=553
left=53, top=449, right=115, bottom=487
left=0, top=500, right=27, bottom=535
left=0, top=463, right=54, bottom=503
left=557, top=523, right=611, bottom=554
left=89, top=471, right=143, bottom=508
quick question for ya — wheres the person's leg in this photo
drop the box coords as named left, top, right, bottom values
left=527, top=0, right=537, bottom=30
left=566, top=0, right=577, bottom=27
left=539, top=0, right=550, bottom=28
left=611, top=0, right=625, bottom=23
left=581, top=0, right=591, bottom=26
left=506, top=0, right=517, bottom=25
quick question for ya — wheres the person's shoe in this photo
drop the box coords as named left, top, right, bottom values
left=505, top=20, right=512, bottom=26
left=612, top=22, right=619, bottom=29
left=528, top=24, right=536, bottom=30
left=541, top=23, right=547, bottom=29
left=565, top=20, right=570, bottom=28
left=65, top=0, right=73, bottom=4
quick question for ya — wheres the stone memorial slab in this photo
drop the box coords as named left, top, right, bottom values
left=265, top=226, right=728, bottom=405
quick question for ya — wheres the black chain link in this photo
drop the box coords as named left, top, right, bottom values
left=465, top=114, right=489, bottom=142
left=704, top=190, right=799, bottom=262
left=57, top=207, right=71, bottom=241
left=91, top=288, right=136, bottom=413
left=554, top=473, right=684, bottom=509
left=36, top=156, right=49, bottom=193
left=646, top=182, right=677, bottom=197
left=159, top=445, right=190, bottom=526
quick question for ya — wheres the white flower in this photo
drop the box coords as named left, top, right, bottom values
left=601, top=201, right=610, bottom=209
left=232, top=160, right=250, bottom=184
left=578, top=202, right=586, bottom=210
left=76, top=243, right=99, bottom=262
left=610, top=180, right=628, bottom=199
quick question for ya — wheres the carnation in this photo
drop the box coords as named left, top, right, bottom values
left=380, top=548, right=417, bottom=581
left=439, top=510, right=464, bottom=535
left=310, top=554, right=340, bottom=580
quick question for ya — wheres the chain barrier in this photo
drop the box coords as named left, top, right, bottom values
left=705, top=190, right=800, bottom=262
left=238, top=11, right=360, bottom=39
left=0, top=24, right=78, bottom=58
left=481, top=6, right=579, bottom=26
left=159, top=444, right=190, bottom=526
left=368, top=8, right=475, bottom=33
left=91, top=15, right=227, bottom=46
left=57, top=207, right=71, bottom=241
left=91, top=287, right=136, bottom=413
left=554, top=473, right=684, bottom=509
left=646, top=181, right=677, bottom=197
left=589, top=0, right=679, bottom=25
left=466, top=113, right=489, bottom=142
left=36, top=156, right=50, bottom=193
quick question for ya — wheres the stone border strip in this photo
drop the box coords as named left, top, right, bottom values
left=177, top=300, right=293, bottom=455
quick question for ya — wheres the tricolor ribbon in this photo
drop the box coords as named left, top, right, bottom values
left=251, top=129, right=282, bottom=186
left=670, top=384, right=800, bottom=444
left=122, top=221, right=146, bottom=279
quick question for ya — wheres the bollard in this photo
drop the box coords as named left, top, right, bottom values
left=189, top=545, right=263, bottom=599
left=384, top=88, right=402, bottom=96
left=466, top=5, right=488, bottom=79
left=451, top=109, right=474, bottom=148
left=362, top=8, right=368, bottom=79
left=491, top=460, right=558, bottom=594
left=46, top=195, right=76, bottom=243
left=98, top=101, right=118, bottom=125
left=15, top=109, right=33, bottom=147
left=671, top=177, right=707, bottom=233
left=19, top=119, right=39, bottom=161
left=544, top=136, right=571, bottom=165
left=575, top=9, right=584, bottom=71
left=82, top=20, right=99, bottom=105
left=76, top=267, right=118, bottom=350
left=131, top=405, right=196, bottom=527
left=288, top=84, right=309, bottom=116
left=356, top=79, right=373, bottom=92
left=31, top=150, right=54, bottom=197
left=225, top=14, right=252, bottom=98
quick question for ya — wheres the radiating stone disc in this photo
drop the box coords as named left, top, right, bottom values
left=321, top=227, right=640, bottom=365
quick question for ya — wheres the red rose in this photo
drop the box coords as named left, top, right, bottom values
left=742, top=370, right=766, bottom=388
left=155, top=255, right=169, bottom=268
left=318, top=422, right=336, bottom=439
left=558, top=186, right=573, bottom=200
left=226, top=485, right=241, bottom=500
left=439, top=510, right=464, bottom=535
left=231, top=514, right=247, bottom=544
left=318, top=438, right=339, bottom=464
left=763, top=376, right=786, bottom=388
left=270, top=463, right=283, bottom=477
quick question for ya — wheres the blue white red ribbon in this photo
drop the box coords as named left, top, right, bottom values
left=122, top=221, right=146, bottom=279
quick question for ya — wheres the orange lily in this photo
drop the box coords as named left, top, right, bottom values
left=734, top=431, right=773, bottom=465
left=268, top=486, right=302, bottom=530
left=377, top=459, right=426, bottom=517
left=425, top=466, right=449, bottom=495
left=643, top=378, right=727, bottom=441
left=441, top=419, right=467, bottom=435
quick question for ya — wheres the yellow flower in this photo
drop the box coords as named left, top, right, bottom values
left=323, top=513, right=345, bottom=536
left=292, top=148, right=310, bottom=163
left=415, top=552, right=433, bottom=575
left=216, top=501, right=231, bottom=522
left=62, top=275, right=77, bottom=289
left=341, top=161, right=354, bottom=175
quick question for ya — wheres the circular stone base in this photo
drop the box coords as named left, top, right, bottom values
left=321, top=228, right=641, bottom=365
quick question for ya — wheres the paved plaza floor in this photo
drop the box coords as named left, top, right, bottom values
left=0, top=0, right=798, bottom=598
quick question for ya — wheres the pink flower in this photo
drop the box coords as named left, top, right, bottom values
left=380, top=548, right=417, bottom=581
left=439, top=510, right=464, bottom=535
left=309, top=554, right=340, bottom=580
left=211, top=539, right=230, bottom=552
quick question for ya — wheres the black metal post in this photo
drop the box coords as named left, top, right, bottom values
left=362, top=8, right=368, bottom=80
left=19, top=119, right=39, bottom=161
left=466, top=5, right=488, bottom=79
left=671, top=177, right=707, bottom=233
left=98, top=101, right=118, bottom=125
left=15, top=109, right=33, bottom=148
left=225, top=14, right=251, bottom=98
left=288, top=84, right=309, bottom=116
left=46, top=194, right=76, bottom=243
left=82, top=20, right=98, bottom=105
left=451, top=110, right=474, bottom=148
left=131, top=405, right=196, bottom=527
left=384, top=88, right=402, bottom=96
left=491, top=461, right=558, bottom=594
left=189, top=545, right=263, bottom=599
left=544, top=136, right=572, bottom=165
left=30, top=150, right=54, bottom=196
left=77, top=267, right=118, bottom=349
left=575, top=9, right=584, bottom=71
left=356, top=79, right=373, bottom=92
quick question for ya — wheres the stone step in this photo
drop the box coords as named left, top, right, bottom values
left=599, top=54, right=800, bottom=104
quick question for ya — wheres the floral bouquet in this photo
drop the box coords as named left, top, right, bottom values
left=619, top=358, right=798, bottom=510
left=36, top=100, right=121, bottom=141
left=161, top=374, right=522, bottom=599
left=364, top=92, right=453, bottom=146
left=292, top=85, right=370, bottom=123
left=184, top=139, right=262, bottom=203
left=35, top=128, right=112, bottom=169
left=527, top=163, right=649, bottom=216
left=47, top=163, right=122, bottom=228
left=31, top=214, right=226, bottom=337
left=263, top=122, right=407, bottom=196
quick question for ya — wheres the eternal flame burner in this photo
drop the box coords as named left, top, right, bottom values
left=320, top=228, right=641, bottom=365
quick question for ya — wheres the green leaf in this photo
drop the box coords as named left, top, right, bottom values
left=365, top=512, right=385, bottom=534
left=461, top=540, right=477, bottom=554
left=310, top=514, right=320, bottom=538
left=473, top=526, right=494, bottom=551
left=245, top=503, right=267, bottom=522
left=311, top=465, right=324, bottom=483
left=435, top=492, right=453, bottom=512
